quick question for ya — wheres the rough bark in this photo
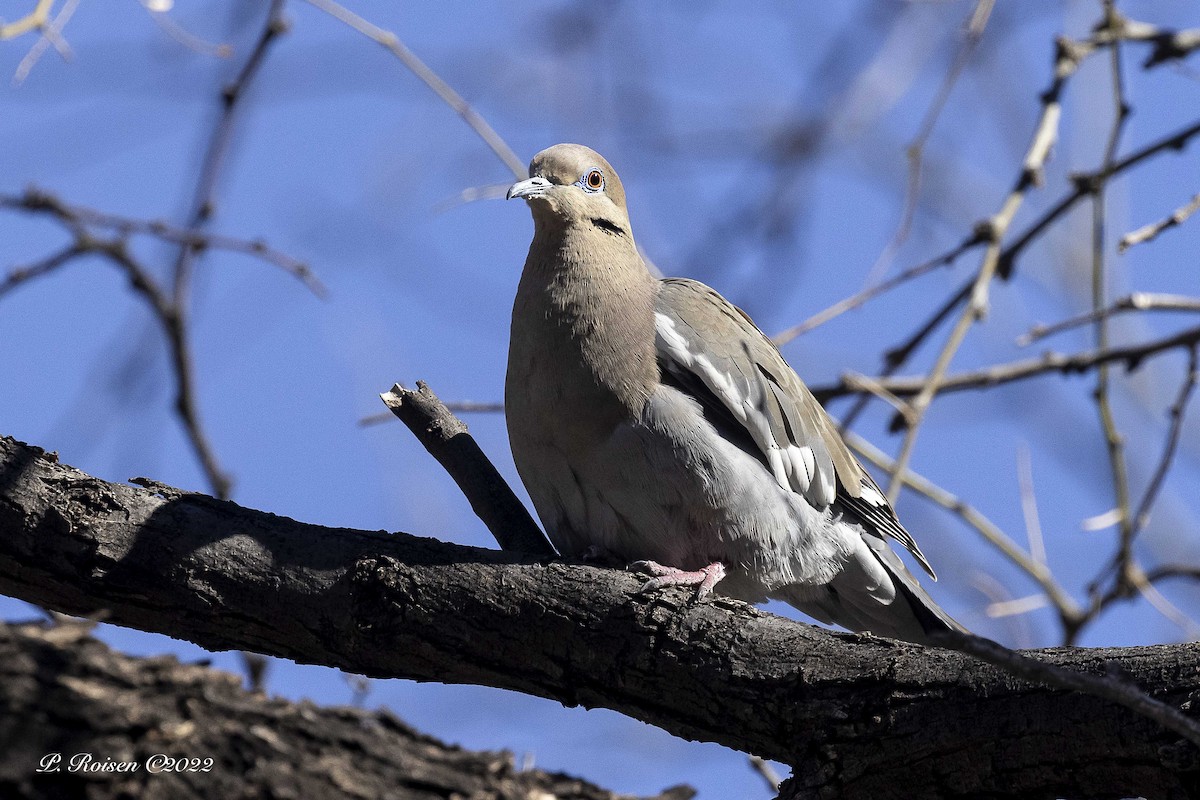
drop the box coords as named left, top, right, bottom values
left=1, top=434, right=1198, bottom=798
left=0, top=619, right=690, bottom=800
left=379, top=382, right=553, bottom=556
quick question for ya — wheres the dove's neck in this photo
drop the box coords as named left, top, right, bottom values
left=510, top=223, right=659, bottom=419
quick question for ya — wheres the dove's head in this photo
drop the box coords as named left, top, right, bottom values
left=507, top=144, right=630, bottom=236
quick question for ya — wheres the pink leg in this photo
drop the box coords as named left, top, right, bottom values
left=630, top=560, right=727, bottom=601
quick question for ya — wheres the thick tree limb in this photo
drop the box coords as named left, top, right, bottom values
left=0, top=619, right=686, bottom=800
left=1, top=435, right=1198, bottom=798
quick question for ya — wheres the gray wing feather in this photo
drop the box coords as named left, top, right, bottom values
left=655, top=277, right=936, bottom=579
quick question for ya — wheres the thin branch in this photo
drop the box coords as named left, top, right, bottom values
left=874, top=2, right=1199, bottom=434
left=1016, top=443, right=1047, bottom=567
left=1137, top=24, right=1200, bottom=68
left=772, top=231, right=983, bottom=345
left=359, top=399, right=505, bottom=428
left=1127, top=563, right=1200, bottom=640
left=301, top=0, right=526, bottom=179
left=880, top=21, right=1098, bottom=502
left=997, top=115, right=1200, bottom=279
left=1092, top=13, right=1137, bottom=615
left=0, top=0, right=54, bottom=39
left=845, top=431, right=1085, bottom=634
left=0, top=242, right=83, bottom=299
left=817, top=323, right=1200, bottom=401
left=840, top=372, right=915, bottom=427
left=877, top=58, right=1200, bottom=378
left=11, top=0, right=78, bottom=86
left=1131, top=347, right=1199, bottom=537
left=1145, top=565, right=1200, bottom=584
left=1018, top=292, right=1200, bottom=346
left=835, top=271, right=974, bottom=435
left=970, top=572, right=1038, bottom=648
left=92, top=239, right=178, bottom=327
left=0, top=188, right=324, bottom=296
left=169, top=0, right=290, bottom=309
left=861, top=0, right=994, bottom=288
left=1090, top=558, right=1200, bottom=642
left=985, top=593, right=1048, bottom=620
left=162, top=0, right=290, bottom=500
left=748, top=756, right=782, bottom=793
left=2, top=3, right=293, bottom=504
left=143, top=6, right=235, bottom=58
left=1119, top=191, right=1200, bottom=252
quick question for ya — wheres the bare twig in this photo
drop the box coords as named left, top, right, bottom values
left=1090, top=559, right=1200, bottom=642
left=997, top=115, right=1200, bottom=279
left=300, top=0, right=526, bottom=179
left=1082, top=350, right=1200, bottom=639
left=862, top=0, right=994, bottom=287
left=845, top=432, right=1085, bottom=635
left=359, top=399, right=505, bottom=428
left=1018, top=292, right=1200, bottom=346
left=1137, top=24, right=1200, bottom=68
left=772, top=232, right=983, bottom=345
left=0, top=188, right=323, bottom=295
left=0, top=0, right=54, bottom=39
left=1119, top=191, right=1200, bottom=252
left=879, top=20, right=1100, bottom=502
left=1092, top=11, right=1137, bottom=613
left=161, top=0, right=290, bottom=500
left=143, top=5, right=234, bottom=58
left=169, top=0, right=289, bottom=308
left=985, top=594, right=1048, bottom=620
left=1127, top=563, right=1200, bottom=640
left=874, top=47, right=1200, bottom=378
left=11, top=0, right=78, bottom=86
left=970, top=571, right=1038, bottom=648
left=1016, top=443, right=1046, bottom=567
left=2, top=3, right=294, bottom=503
left=1145, top=565, right=1200, bottom=584
left=841, top=372, right=915, bottom=427
left=1131, top=347, right=1199, bottom=538
left=818, top=324, right=1200, bottom=402
left=0, top=243, right=83, bottom=299
left=379, top=382, right=554, bottom=556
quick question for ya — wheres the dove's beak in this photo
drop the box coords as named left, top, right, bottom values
left=506, top=176, right=553, bottom=201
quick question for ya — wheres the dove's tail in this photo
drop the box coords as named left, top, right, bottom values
left=772, top=529, right=966, bottom=646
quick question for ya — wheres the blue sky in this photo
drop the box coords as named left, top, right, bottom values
left=3, top=1, right=1199, bottom=796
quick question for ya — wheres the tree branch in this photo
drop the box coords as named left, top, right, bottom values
left=379, top=382, right=553, bottom=556
left=814, top=323, right=1200, bottom=402
left=1119, top=191, right=1200, bottom=252
left=0, top=188, right=322, bottom=295
left=1, top=434, right=1198, bottom=798
left=301, top=0, right=526, bottom=179
left=1018, top=292, right=1200, bottom=346
left=0, top=619, right=683, bottom=800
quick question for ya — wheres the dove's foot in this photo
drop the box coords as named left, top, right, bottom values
left=631, top=560, right=726, bottom=602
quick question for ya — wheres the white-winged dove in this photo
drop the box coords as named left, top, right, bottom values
left=505, top=143, right=963, bottom=644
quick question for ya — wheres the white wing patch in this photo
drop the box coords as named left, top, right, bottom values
left=656, top=312, right=822, bottom=501
left=859, top=480, right=887, bottom=507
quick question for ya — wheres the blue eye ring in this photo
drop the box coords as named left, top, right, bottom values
left=576, top=168, right=605, bottom=193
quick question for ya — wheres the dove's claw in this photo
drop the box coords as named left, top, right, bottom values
left=631, top=560, right=726, bottom=602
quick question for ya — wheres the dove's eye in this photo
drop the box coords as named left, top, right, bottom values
left=580, top=169, right=605, bottom=192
